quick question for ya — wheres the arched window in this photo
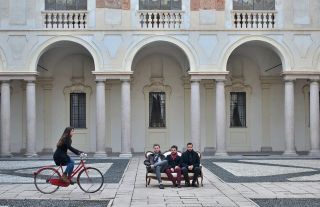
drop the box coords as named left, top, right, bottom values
left=233, top=0, right=275, bottom=10
left=45, top=0, right=87, bottom=10
left=139, top=0, right=182, bottom=10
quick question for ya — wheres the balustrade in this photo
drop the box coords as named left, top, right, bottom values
left=42, top=10, right=87, bottom=29
left=232, top=10, right=276, bottom=29
left=138, top=10, right=184, bottom=29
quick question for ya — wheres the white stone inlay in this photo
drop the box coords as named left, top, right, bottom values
left=240, top=159, right=320, bottom=169
left=213, top=162, right=315, bottom=177
left=288, top=174, right=320, bottom=181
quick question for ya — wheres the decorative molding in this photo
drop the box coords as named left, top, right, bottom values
left=143, top=77, right=172, bottom=95
left=226, top=78, right=252, bottom=94
left=92, top=71, right=133, bottom=80
left=283, top=71, right=320, bottom=80
left=0, top=72, right=38, bottom=81
left=189, top=71, right=229, bottom=80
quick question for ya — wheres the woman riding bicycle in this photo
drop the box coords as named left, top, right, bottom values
left=53, top=127, right=83, bottom=184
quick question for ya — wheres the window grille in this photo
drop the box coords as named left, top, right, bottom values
left=233, top=0, right=275, bottom=10
left=70, top=93, right=86, bottom=128
left=139, top=0, right=182, bottom=10
left=230, top=92, right=246, bottom=127
left=149, top=92, right=166, bottom=128
left=45, top=0, right=87, bottom=10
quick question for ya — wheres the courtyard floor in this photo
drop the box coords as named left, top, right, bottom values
left=0, top=155, right=319, bottom=206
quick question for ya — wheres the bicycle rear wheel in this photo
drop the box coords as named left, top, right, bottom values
left=77, top=167, right=104, bottom=193
left=34, top=167, right=60, bottom=194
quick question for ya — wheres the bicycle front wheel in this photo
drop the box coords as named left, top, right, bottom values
left=77, top=167, right=104, bottom=193
left=34, top=167, right=60, bottom=194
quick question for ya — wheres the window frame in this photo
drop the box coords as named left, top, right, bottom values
left=232, top=0, right=275, bottom=10
left=230, top=92, right=247, bottom=128
left=149, top=91, right=166, bottom=128
left=45, top=0, right=87, bottom=10
left=70, top=92, right=86, bottom=129
left=139, top=0, right=182, bottom=10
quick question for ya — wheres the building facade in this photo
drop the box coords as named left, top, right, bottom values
left=0, top=0, right=320, bottom=157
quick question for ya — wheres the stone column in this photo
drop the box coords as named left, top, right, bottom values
left=215, top=79, right=227, bottom=156
left=41, top=80, right=53, bottom=153
left=309, top=80, right=320, bottom=156
left=94, top=80, right=107, bottom=157
left=25, top=81, right=37, bottom=157
left=119, top=79, right=132, bottom=157
left=283, top=79, right=296, bottom=155
left=0, top=81, right=12, bottom=157
left=261, top=83, right=272, bottom=152
left=190, top=80, right=201, bottom=151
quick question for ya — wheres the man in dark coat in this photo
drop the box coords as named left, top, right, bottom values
left=181, top=142, right=201, bottom=187
left=165, top=145, right=182, bottom=188
left=144, top=144, right=168, bottom=189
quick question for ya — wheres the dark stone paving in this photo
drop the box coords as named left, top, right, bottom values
left=252, top=198, right=320, bottom=207
left=202, top=158, right=320, bottom=183
left=0, top=199, right=109, bottom=207
left=0, top=159, right=129, bottom=184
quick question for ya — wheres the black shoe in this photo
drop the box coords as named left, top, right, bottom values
left=185, top=182, right=190, bottom=187
left=70, top=179, right=76, bottom=185
left=177, top=184, right=181, bottom=188
left=191, top=182, right=198, bottom=187
left=159, top=184, right=164, bottom=189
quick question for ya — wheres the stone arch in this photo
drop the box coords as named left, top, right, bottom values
left=123, top=35, right=198, bottom=71
left=221, top=35, right=293, bottom=71
left=28, top=36, right=103, bottom=72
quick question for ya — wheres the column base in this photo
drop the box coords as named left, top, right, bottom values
left=215, top=151, right=228, bottom=156
left=94, top=151, right=108, bottom=158
left=309, top=150, right=320, bottom=156
left=25, top=153, right=38, bottom=158
left=0, top=153, right=12, bottom=158
left=282, top=150, right=297, bottom=156
left=119, top=153, right=132, bottom=158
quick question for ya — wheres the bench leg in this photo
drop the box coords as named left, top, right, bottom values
left=145, top=175, right=148, bottom=187
left=148, top=178, right=151, bottom=186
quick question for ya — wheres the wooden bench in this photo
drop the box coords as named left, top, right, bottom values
left=145, top=150, right=204, bottom=187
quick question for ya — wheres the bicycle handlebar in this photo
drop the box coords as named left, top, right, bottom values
left=80, top=153, right=87, bottom=159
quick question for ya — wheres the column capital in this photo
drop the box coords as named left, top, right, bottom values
left=309, top=78, right=320, bottom=83
left=92, top=71, right=133, bottom=80
left=1, top=80, right=10, bottom=84
left=95, top=79, right=106, bottom=83
left=189, top=71, right=229, bottom=81
left=120, top=78, right=131, bottom=82
left=282, top=71, right=320, bottom=81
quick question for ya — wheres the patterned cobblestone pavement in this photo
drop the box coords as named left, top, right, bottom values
left=0, top=156, right=318, bottom=206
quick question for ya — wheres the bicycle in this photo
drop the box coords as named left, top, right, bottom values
left=33, top=153, right=104, bottom=194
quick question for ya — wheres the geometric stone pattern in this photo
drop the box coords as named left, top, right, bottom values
left=0, top=199, right=109, bottom=207
left=0, top=159, right=129, bottom=184
left=202, top=158, right=320, bottom=182
left=0, top=157, right=320, bottom=206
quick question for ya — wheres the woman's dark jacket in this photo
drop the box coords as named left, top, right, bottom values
left=53, top=137, right=81, bottom=166
left=165, top=154, right=181, bottom=168
left=181, top=150, right=200, bottom=168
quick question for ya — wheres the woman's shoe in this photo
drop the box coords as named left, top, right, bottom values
left=61, top=174, right=70, bottom=184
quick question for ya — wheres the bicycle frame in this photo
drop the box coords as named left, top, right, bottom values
left=57, top=159, right=87, bottom=179
left=34, top=158, right=88, bottom=187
